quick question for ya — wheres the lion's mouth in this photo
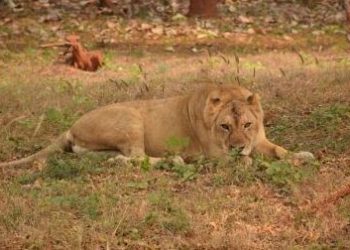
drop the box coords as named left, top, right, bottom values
left=229, top=145, right=251, bottom=156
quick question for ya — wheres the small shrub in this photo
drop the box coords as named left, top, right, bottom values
left=45, top=157, right=81, bottom=180
left=155, top=158, right=198, bottom=181
left=44, top=153, right=106, bottom=180
left=255, top=157, right=319, bottom=193
left=45, top=107, right=77, bottom=130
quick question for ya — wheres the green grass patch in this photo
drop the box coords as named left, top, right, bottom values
left=147, top=191, right=190, bottom=233
left=44, top=153, right=108, bottom=180
left=214, top=154, right=319, bottom=194
left=0, top=203, right=23, bottom=230
left=48, top=193, right=101, bottom=220
left=307, top=104, right=350, bottom=130
left=44, top=107, right=79, bottom=131
left=267, top=104, right=350, bottom=152
left=155, top=159, right=199, bottom=182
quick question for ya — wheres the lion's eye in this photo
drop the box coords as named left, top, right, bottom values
left=244, top=122, right=252, bottom=128
left=220, top=124, right=230, bottom=131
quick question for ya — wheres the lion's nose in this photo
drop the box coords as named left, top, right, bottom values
left=238, top=146, right=245, bottom=153
left=229, top=145, right=245, bottom=152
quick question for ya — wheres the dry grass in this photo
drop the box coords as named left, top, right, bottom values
left=0, top=45, right=350, bottom=249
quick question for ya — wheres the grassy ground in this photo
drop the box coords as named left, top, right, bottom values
left=1, top=15, right=350, bottom=250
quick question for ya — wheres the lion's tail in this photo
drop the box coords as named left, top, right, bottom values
left=0, top=132, right=71, bottom=168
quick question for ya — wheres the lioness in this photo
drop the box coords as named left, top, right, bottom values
left=0, top=84, right=313, bottom=167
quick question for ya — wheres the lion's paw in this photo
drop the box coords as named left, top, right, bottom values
left=171, top=156, right=185, bottom=165
left=107, top=155, right=130, bottom=166
left=293, top=151, right=315, bottom=161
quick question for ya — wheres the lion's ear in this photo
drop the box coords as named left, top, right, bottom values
left=203, top=92, right=224, bottom=128
left=247, top=93, right=260, bottom=105
left=247, top=93, right=263, bottom=117
left=208, top=91, right=222, bottom=105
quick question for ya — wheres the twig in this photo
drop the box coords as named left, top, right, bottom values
left=218, top=53, right=230, bottom=65
left=2, top=115, right=27, bottom=140
left=236, top=76, right=241, bottom=85
left=279, top=68, right=286, bottom=77
left=233, top=52, right=240, bottom=74
left=40, top=42, right=70, bottom=48
left=32, top=114, right=45, bottom=138
left=314, top=56, right=319, bottom=65
left=112, top=205, right=129, bottom=236
left=2, top=115, right=26, bottom=131
left=311, top=182, right=350, bottom=211
left=293, top=48, right=305, bottom=64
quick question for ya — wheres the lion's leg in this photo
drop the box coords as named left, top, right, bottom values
left=254, top=138, right=288, bottom=159
left=254, top=138, right=315, bottom=161
left=108, top=154, right=162, bottom=166
left=103, top=124, right=164, bottom=166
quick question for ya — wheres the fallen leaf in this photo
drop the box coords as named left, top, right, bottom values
left=151, top=26, right=164, bottom=35
left=238, top=15, right=253, bottom=24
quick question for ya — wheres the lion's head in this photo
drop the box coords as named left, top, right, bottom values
left=194, top=85, right=264, bottom=157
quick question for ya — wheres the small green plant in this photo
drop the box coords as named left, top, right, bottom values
left=261, top=160, right=304, bottom=187
left=224, top=152, right=318, bottom=191
left=155, top=159, right=198, bottom=181
left=45, top=157, right=81, bottom=180
left=215, top=149, right=258, bottom=187
left=44, top=153, right=106, bottom=180
left=103, top=50, right=120, bottom=71
left=140, top=156, right=152, bottom=172
left=45, top=107, right=77, bottom=130
left=255, top=157, right=319, bottom=192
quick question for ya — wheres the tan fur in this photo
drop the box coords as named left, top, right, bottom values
left=0, top=84, right=314, bottom=168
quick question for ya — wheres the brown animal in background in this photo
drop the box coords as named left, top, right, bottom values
left=70, top=42, right=103, bottom=71
left=65, top=35, right=103, bottom=72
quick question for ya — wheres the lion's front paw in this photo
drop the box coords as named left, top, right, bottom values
left=171, top=156, right=185, bottom=165
left=293, top=151, right=315, bottom=161
left=107, top=155, right=130, bottom=166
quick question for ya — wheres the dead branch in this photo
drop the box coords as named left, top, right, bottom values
left=311, top=182, right=350, bottom=211
left=40, top=42, right=70, bottom=48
